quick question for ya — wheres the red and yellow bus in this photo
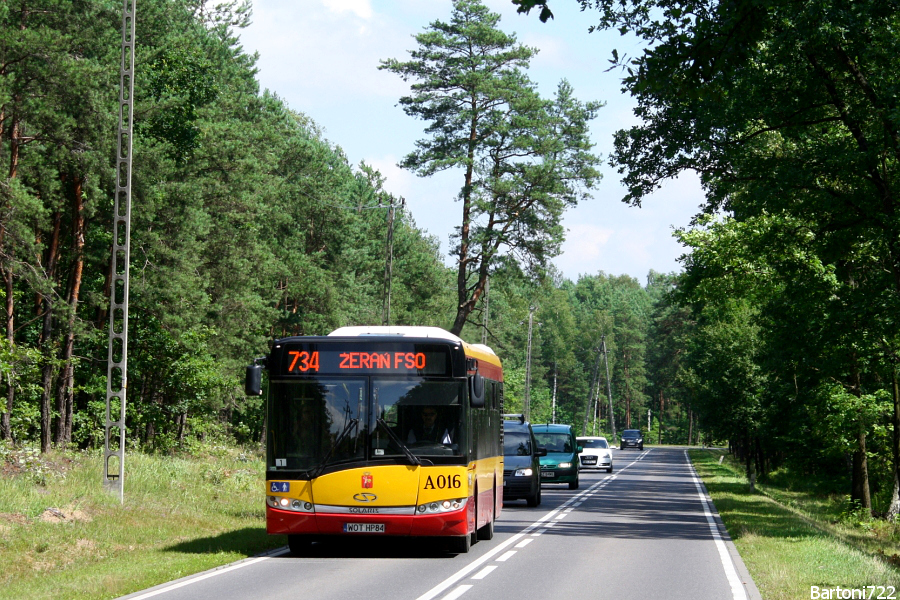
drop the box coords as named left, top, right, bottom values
left=245, top=326, right=503, bottom=554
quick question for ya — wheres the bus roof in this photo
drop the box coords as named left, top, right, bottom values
left=329, top=326, right=497, bottom=358
left=329, top=326, right=462, bottom=342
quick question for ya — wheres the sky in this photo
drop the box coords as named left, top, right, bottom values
left=235, top=0, right=706, bottom=283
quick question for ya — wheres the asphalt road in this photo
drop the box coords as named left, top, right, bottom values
left=119, top=447, right=760, bottom=600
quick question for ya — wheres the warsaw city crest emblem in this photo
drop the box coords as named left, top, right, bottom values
left=361, top=472, right=373, bottom=489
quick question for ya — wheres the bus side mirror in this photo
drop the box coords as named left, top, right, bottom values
left=468, top=373, right=485, bottom=408
left=245, top=364, right=263, bottom=396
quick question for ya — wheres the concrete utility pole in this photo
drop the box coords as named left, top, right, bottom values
left=551, top=362, right=557, bottom=424
left=602, top=336, right=616, bottom=444
left=582, top=346, right=602, bottom=436
left=523, top=306, right=535, bottom=421
left=382, top=198, right=398, bottom=326
left=104, top=0, right=136, bottom=503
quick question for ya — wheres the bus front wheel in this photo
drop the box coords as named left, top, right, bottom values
left=477, top=515, right=494, bottom=540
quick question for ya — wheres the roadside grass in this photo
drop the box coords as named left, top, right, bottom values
left=689, top=449, right=900, bottom=600
left=0, top=443, right=282, bottom=600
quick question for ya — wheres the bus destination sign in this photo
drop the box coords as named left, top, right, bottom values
left=278, top=344, right=451, bottom=376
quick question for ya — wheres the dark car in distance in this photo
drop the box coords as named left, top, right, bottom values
left=620, top=429, right=644, bottom=450
left=502, top=415, right=546, bottom=506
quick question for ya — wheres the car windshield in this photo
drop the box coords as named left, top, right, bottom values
left=622, top=430, right=641, bottom=438
left=503, top=431, right=532, bottom=456
left=579, top=438, right=608, bottom=449
left=534, top=432, right=573, bottom=453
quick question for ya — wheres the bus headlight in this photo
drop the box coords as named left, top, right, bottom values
left=417, top=498, right=466, bottom=514
left=267, top=496, right=315, bottom=513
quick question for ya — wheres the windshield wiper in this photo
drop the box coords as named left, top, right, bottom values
left=376, top=418, right=429, bottom=466
left=308, top=418, right=358, bottom=479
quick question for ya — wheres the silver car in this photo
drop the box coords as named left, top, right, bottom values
left=576, top=436, right=613, bottom=472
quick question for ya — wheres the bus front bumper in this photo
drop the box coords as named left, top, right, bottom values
left=267, top=505, right=470, bottom=537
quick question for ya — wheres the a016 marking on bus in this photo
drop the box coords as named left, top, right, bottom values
left=423, top=474, right=462, bottom=490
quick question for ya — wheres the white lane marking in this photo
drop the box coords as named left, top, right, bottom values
left=496, top=550, right=517, bottom=562
left=684, top=450, right=749, bottom=600
left=415, top=533, right=526, bottom=600
left=470, top=566, right=497, bottom=580
left=555, top=513, right=568, bottom=520
left=515, top=538, right=533, bottom=548
left=122, top=549, right=289, bottom=600
left=441, top=585, right=473, bottom=600
left=419, top=452, right=649, bottom=600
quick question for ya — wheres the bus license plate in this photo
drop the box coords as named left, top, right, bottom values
left=541, top=471, right=555, bottom=478
left=343, top=523, right=385, bottom=533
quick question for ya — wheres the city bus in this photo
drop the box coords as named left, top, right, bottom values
left=244, top=326, right=504, bottom=554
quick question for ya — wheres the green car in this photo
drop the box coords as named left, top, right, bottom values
left=532, top=424, right=582, bottom=490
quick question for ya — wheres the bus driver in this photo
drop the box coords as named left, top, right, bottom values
left=407, top=406, right=452, bottom=445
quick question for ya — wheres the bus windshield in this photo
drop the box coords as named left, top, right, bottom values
left=372, top=379, right=466, bottom=458
left=267, top=377, right=466, bottom=471
left=268, top=378, right=367, bottom=472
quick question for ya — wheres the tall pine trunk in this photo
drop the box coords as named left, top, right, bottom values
left=38, top=211, right=62, bottom=453
left=1, top=266, right=13, bottom=441
left=851, top=425, right=872, bottom=514
left=450, top=101, right=478, bottom=337
left=849, top=361, right=872, bottom=514
left=688, top=407, right=694, bottom=446
left=1, top=113, right=17, bottom=440
left=54, top=175, right=86, bottom=447
left=889, top=366, right=900, bottom=520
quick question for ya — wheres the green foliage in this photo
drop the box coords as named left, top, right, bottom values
left=532, top=0, right=900, bottom=513
left=0, top=0, right=456, bottom=454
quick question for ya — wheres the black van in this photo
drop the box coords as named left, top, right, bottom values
left=502, top=415, right=546, bottom=507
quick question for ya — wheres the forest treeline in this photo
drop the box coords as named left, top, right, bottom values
left=4, top=0, right=900, bottom=521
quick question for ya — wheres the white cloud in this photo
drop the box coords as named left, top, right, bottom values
left=363, top=155, right=415, bottom=198
left=240, top=1, right=411, bottom=106
left=321, top=0, right=373, bottom=19
left=565, top=223, right=613, bottom=258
